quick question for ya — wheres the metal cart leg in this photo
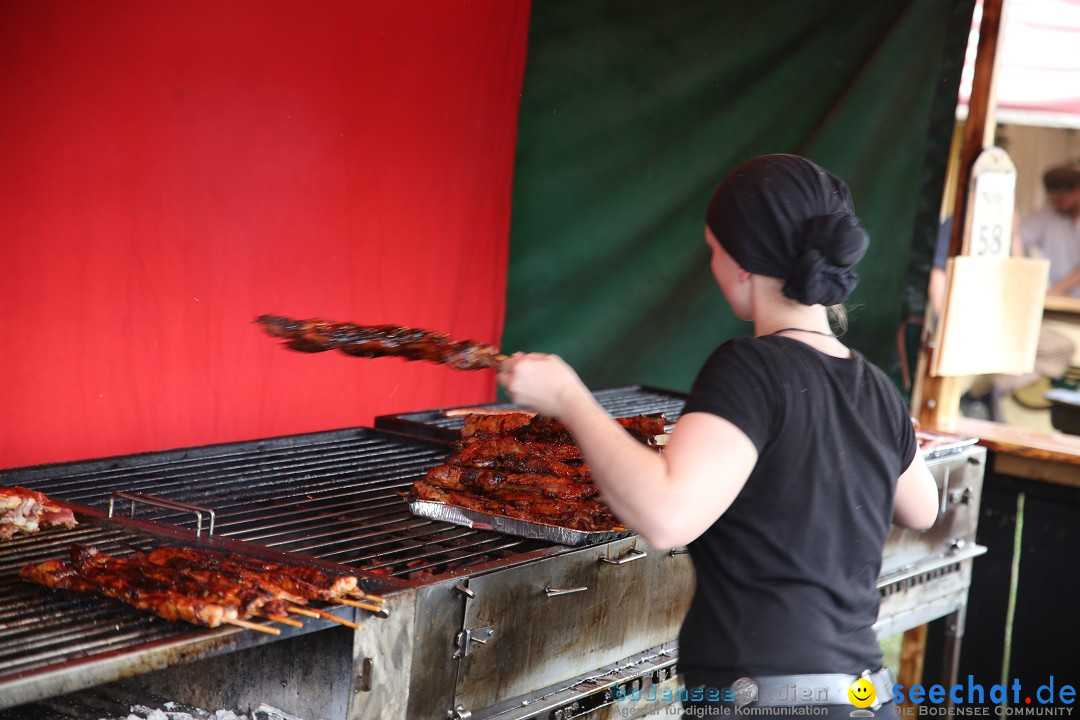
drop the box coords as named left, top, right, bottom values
left=943, top=603, right=967, bottom=711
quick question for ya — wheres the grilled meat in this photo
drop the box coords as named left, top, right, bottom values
left=461, top=412, right=667, bottom=444
left=255, top=314, right=502, bottom=370
left=413, top=481, right=617, bottom=531
left=413, top=412, right=667, bottom=532
left=0, top=485, right=78, bottom=540
left=424, top=465, right=599, bottom=501
left=184, top=547, right=359, bottom=598
left=141, top=545, right=357, bottom=602
left=70, top=545, right=284, bottom=617
left=446, top=443, right=589, bottom=478
left=19, top=542, right=369, bottom=631
left=451, top=435, right=585, bottom=463
left=20, top=556, right=235, bottom=628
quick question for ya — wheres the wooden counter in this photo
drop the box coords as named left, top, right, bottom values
left=952, top=416, right=1080, bottom=488
left=932, top=417, right=1080, bottom=686
left=1043, top=294, right=1080, bottom=315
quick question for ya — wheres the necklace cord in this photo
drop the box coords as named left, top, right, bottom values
left=771, top=327, right=837, bottom=338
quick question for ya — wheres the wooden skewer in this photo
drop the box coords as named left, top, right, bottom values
left=224, top=618, right=281, bottom=635
left=256, top=612, right=304, bottom=628
left=287, top=605, right=320, bottom=618
left=347, top=590, right=385, bottom=605
left=442, top=407, right=533, bottom=418
left=304, top=606, right=362, bottom=631
left=335, top=598, right=384, bottom=612
left=495, top=354, right=510, bottom=363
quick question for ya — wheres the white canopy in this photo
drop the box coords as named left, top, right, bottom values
left=959, top=0, right=1080, bottom=128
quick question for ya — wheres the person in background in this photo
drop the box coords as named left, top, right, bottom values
left=1006, top=164, right=1080, bottom=408
left=1021, top=164, right=1080, bottom=297
left=497, top=154, right=938, bottom=718
left=931, top=167, right=1078, bottom=417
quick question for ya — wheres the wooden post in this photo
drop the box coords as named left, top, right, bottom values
left=917, top=0, right=1007, bottom=433
left=904, top=0, right=1009, bottom=697
left=898, top=625, right=929, bottom=714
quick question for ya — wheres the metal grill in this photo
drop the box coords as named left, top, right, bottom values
left=2, top=427, right=556, bottom=582
left=0, top=517, right=380, bottom=710
left=374, top=385, right=686, bottom=442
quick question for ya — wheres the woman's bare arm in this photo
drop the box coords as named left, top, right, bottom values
left=893, top=451, right=938, bottom=530
left=497, top=353, right=756, bottom=549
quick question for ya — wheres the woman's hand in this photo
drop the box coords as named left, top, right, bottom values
left=496, top=352, right=589, bottom=417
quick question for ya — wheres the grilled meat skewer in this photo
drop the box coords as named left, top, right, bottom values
left=20, top=557, right=237, bottom=628
left=70, top=545, right=289, bottom=617
left=256, top=314, right=504, bottom=370
left=140, top=546, right=360, bottom=603
left=158, top=545, right=361, bottom=599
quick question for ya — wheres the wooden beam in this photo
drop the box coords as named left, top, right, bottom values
left=905, top=0, right=1009, bottom=697
left=948, top=0, right=1006, bottom=259
left=917, top=0, right=1008, bottom=433
left=898, top=624, right=929, bottom=713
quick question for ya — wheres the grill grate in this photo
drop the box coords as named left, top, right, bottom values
left=2, top=427, right=555, bottom=582
left=0, top=517, right=396, bottom=709
left=0, top=386, right=687, bottom=709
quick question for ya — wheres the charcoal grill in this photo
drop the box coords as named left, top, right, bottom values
left=0, top=386, right=986, bottom=720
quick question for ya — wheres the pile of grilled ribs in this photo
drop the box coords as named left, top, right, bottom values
left=1, top=485, right=78, bottom=540
left=411, top=412, right=667, bottom=532
left=255, top=314, right=503, bottom=370
left=20, top=543, right=383, bottom=634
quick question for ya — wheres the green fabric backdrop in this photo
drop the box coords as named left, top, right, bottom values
left=504, top=0, right=974, bottom=397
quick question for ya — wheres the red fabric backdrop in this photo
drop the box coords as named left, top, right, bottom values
left=0, top=1, right=531, bottom=468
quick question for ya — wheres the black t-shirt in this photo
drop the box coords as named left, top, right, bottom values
left=679, top=335, right=917, bottom=677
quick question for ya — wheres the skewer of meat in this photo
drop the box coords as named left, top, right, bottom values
left=19, top=557, right=277, bottom=634
left=152, top=546, right=365, bottom=600
left=70, top=545, right=291, bottom=619
left=77, top=546, right=357, bottom=629
left=255, top=315, right=506, bottom=371
left=140, top=546, right=376, bottom=622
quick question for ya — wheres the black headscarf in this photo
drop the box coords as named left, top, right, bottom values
left=705, top=154, right=869, bottom=306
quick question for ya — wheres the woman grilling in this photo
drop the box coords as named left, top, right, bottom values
left=497, top=154, right=938, bottom=718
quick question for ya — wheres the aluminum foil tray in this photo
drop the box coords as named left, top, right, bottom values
left=410, top=500, right=633, bottom=547
left=917, top=430, right=979, bottom=460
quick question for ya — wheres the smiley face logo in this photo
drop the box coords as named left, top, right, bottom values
left=848, top=678, right=876, bottom=708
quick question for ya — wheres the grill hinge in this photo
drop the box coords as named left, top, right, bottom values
left=450, top=703, right=473, bottom=719
left=355, top=657, right=374, bottom=693
left=453, top=624, right=495, bottom=658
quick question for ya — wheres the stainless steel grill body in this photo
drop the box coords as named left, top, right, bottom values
left=877, top=447, right=987, bottom=638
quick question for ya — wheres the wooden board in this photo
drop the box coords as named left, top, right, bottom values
left=953, top=416, right=1080, bottom=466
left=932, top=256, right=1049, bottom=377
left=1043, top=295, right=1080, bottom=315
